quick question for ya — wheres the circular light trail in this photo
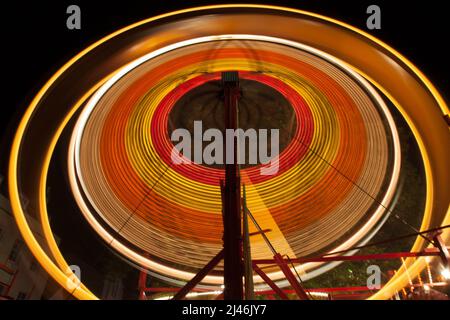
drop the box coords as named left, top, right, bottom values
left=8, top=5, right=449, bottom=300
left=70, top=37, right=400, bottom=284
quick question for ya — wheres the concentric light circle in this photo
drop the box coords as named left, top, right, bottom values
left=8, top=5, right=449, bottom=300
left=70, top=36, right=400, bottom=285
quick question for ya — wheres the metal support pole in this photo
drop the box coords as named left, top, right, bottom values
left=431, top=232, right=450, bottom=269
left=172, top=249, right=225, bottom=300
left=242, top=185, right=255, bottom=300
left=221, top=71, right=244, bottom=300
left=244, top=207, right=276, bottom=255
left=252, top=248, right=448, bottom=264
left=138, top=269, right=148, bottom=300
left=252, top=263, right=289, bottom=300
left=245, top=206, right=308, bottom=300
left=273, top=253, right=310, bottom=300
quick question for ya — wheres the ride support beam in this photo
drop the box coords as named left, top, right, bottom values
left=273, top=253, right=310, bottom=300
left=138, top=270, right=148, bottom=300
left=245, top=206, right=309, bottom=299
left=252, top=263, right=289, bottom=300
left=242, top=185, right=255, bottom=300
left=221, top=71, right=244, bottom=300
left=253, top=248, right=448, bottom=264
left=431, top=232, right=450, bottom=268
left=172, top=249, right=224, bottom=300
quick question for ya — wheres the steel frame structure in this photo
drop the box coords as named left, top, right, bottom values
left=151, top=71, right=450, bottom=301
left=139, top=244, right=450, bottom=299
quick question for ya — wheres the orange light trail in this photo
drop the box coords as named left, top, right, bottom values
left=7, top=5, right=448, bottom=299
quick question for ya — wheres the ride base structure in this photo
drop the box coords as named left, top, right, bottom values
left=137, top=72, right=450, bottom=300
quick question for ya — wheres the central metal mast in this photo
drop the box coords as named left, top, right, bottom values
left=221, top=71, right=244, bottom=300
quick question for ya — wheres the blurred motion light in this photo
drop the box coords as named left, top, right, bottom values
left=441, top=267, right=450, bottom=280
